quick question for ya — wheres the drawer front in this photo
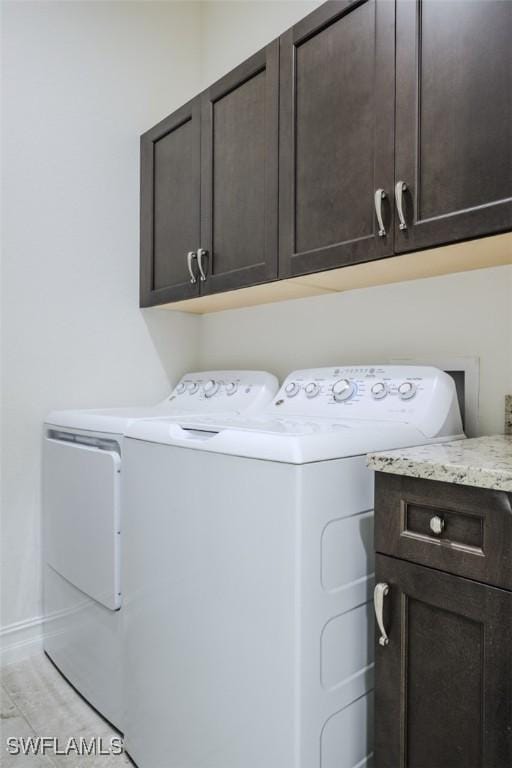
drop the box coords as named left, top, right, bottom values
left=375, top=473, right=512, bottom=590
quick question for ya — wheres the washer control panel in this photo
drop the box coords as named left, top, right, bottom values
left=271, top=365, right=462, bottom=435
left=165, top=371, right=279, bottom=414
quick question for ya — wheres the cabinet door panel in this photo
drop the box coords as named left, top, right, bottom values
left=200, top=42, right=279, bottom=295
left=375, top=554, right=512, bottom=768
left=140, top=98, right=201, bottom=306
left=395, top=0, right=512, bottom=251
left=279, top=0, right=395, bottom=278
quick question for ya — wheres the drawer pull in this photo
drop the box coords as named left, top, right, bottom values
left=374, top=582, right=390, bottom=647
left=429, top=515, right=445, bottom=536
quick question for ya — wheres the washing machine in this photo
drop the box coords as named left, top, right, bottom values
left=122, top=365, right=464, bottom=768
left=42, top=370, right=278, bottom=731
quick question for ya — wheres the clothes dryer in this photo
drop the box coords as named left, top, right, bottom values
left=42, top=371, right=278, bottom=729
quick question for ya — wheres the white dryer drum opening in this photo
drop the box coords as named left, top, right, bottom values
left=43, top=436, right=121, bottom=611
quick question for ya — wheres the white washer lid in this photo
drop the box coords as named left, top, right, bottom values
left=125, top=415, right=463, bottom=464
left=45, top=370, right=279, bottom=435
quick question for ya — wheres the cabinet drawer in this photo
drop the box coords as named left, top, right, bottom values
left=375, top=472, right=512, bottom=590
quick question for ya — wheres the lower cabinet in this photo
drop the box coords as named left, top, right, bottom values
left=374, top=473, right=512, bottom=768
left=374, top=554, right=512, bottom=768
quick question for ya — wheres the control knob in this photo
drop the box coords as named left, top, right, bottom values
left=332, top=379, right=356, bottom=402
left=188, top=381, right=199, bottom=394
left=175, top=381, right=187, bottom=394
left=398, top=381, right=417, bottom=400
left=225, top=382, right=238, bottom=396
left=304, top=382, right=320, bottom=398
left=285, top=381, right=300, bottom=398
left=371, top=382, right=388, bottom=400
left=203, top=379, right=219, bottom=398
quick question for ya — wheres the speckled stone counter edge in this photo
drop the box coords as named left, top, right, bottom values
left=368, top=435, right=512, bottom=493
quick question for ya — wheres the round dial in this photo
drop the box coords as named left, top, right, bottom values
left=398, top=381, right=417, bottom=400
left=304, top=382, right=320, bottom=398
left=225, top=382, right=238, bottom=396
left=285, top=381, right=300, bottom=398
left=371, top=382, right=388, bottom=400
left=332, top=378, right=356, bottom=402
left=175, top=381, right=187, bottom=395
left=188, top=381, right=199, bottom=394
left=203, top=379, right=219, bottom=398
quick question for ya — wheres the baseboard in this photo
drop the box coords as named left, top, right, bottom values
left=0, top=615, right=45, bottom=667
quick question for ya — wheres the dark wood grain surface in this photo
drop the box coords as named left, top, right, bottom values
left=394, top=0, right=512, bottom=252
left=375, top=472, right=512, bottom=590
left=140, top=97, right=201, bottom=306
left=200, top=41, right=279, bottom=295
left=375, top=553, right=512, bottom=768
left=279, top=0, right=395, bottom=277
left=140, top=0, right=512, bottom=307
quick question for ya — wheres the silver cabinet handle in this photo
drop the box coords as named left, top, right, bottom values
left=374, top=582, right=390, bottom=647
left=197, top=248, right=208, bottom=282
left=187, top=251, right=198, bottom=284
left=374, top=189, right=387, bottom=237
left=395, top=181, right=408, bottom=230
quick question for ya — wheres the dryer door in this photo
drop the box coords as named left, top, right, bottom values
left=43, top=436, right=121, bottom=610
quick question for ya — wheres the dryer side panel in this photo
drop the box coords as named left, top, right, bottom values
left=299, top=455, right=375, bottom=768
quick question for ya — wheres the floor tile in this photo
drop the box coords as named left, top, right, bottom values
left=0, top=704, right=47, bottom=767
left=1, top=754, right=55, bottom=768
left=1, top=657, right=73, bottom=702
left=0, top=686, right=19, bottom=720
left=11, top=687, right=105, bottom=741
left=3, top=660, right=102, bottom=738
left=0, top=656, right=129, bottom=766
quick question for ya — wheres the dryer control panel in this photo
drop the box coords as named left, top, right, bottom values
left=271, top=366, right=463, bottom=439
left=164, top=370, right=279, bottom=415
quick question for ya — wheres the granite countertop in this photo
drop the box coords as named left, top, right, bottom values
left=367, top=435, right=512, bottom=492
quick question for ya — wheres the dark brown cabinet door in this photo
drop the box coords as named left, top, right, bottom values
left=279, top=0, right=395, bottom=278
left=395, top=0, right=512, bottom=252
left=140, top=97, right=201, bottom=307
left=374, top=554, right=512, bottom=768
left=199, top=42, right=279, bottom=295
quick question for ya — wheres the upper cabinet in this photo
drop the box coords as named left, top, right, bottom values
left=279, top=0, right=395, bottom=277
left=394, top=0, right=512, bottom=251
left=140, top=0, right=512, bottom=309
left=140, top=43, right=278, bottom=307
left=140, top=97, right=201, bottom=307
left=200, top=42, right=279, bottom=295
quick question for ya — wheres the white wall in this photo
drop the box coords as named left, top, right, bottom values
left=0, top=1, right=202, bottom=651
left=199, top=0, right=320, bottom=87
left=199, top=266, right=512, bottom=436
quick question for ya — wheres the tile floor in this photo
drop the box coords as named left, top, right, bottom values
left=0, top=654, right=131, bottom=766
